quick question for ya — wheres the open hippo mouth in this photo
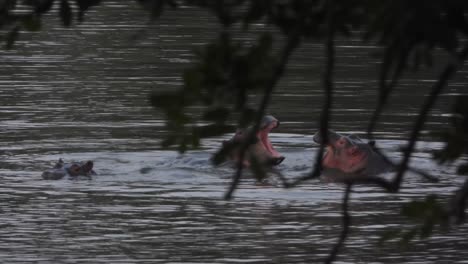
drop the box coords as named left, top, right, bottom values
left=347, top=149, right=369, bottom=171
left=257, top=115, right=285, bottom=165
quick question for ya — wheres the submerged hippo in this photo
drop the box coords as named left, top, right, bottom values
left=41, top=159, right=96, bottom=180
left=223, top=115, right=285, bottom=166
left=313, top=129, right=393, bottom=178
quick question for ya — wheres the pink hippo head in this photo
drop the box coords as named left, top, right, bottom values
left=313, top=129, right=370, bottom=174
left=223, top=115, right=285, bottom=166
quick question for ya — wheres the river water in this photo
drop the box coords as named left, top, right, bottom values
left=1, top=2, right=468, bottom=264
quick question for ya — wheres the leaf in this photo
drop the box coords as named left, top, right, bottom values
left=253, top=32, right=273, bottom=57
left=457, top=164, right=468, bottom=175
left=22, top=15, right=42, bottom=31
left=34, top=0, right=55, bottom=14
left=183, top=69, right=203, bottom=94
left=401, top=195, right=439, bottom=220
left=399, top=229, right=418, bottom=247
left=166, top=0, right=178, bottom=9
left=202, top=107, right=230, bottom=123
left=378, top=229, right=401, bottom=246
left=5, top=26, right=19, bottom=50
left=193, top=124, right=233, bottom=139
left=60, top=0, right=72, bottom=27
left=150, top=91, right=184, bottom=111
left=243, top=0, right=268, bottom=28
left=338, top=24, right=351, bottom=37
left=419, top=219, right=434, bottom=239
left=138, top=0, right=165, bottom=19
left=76, top=0, right=102, bottom=22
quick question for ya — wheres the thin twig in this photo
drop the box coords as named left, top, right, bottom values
left=450, top=178, right=468, bottom=224
left=392, top=43, right=468, bottom=191
left=325, top=183, right=352, bottom=264
left=224, top=32, right=300, bottom=199
left=285, top=0, right=336, bottom=187
left=367, top=45, right=407, bottom=139
left=368, top=142, right=439, bottom=184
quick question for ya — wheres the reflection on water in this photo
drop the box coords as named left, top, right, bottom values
left=1, top=2, right=467, bottom=263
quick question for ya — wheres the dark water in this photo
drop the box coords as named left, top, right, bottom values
left=1, top=2, right=468, bottom=263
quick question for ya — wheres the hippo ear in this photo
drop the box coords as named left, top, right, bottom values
left=54, top=159, right=64, bottom=168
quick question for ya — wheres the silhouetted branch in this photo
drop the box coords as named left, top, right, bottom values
left=325, top=183, right=352, bottom=264
left=393, top=43, right=468, bottom=191
left=367, top=44, right=407, bottom=138
left=225, top=146, right=247, bottom=200
left=368, top=143, right=439, bottom=184
left=283, top=1, right=336, bottom=188
left=224, top=32, right=300, bottom=200
left=450, top=178, right=468, bottom=224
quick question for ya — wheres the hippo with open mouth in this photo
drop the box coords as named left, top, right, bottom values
left=223, top=115, right=285, bottom=167
left=41, top=159, right=97, bottom=180
left=313, top=129, right=392, bottom=178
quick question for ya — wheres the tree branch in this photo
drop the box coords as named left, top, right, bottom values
left=450, top=177, right=468, bottom=224
left=392, top=43, right=468, bottom=191
left=224, top=32, right=300, bottom=199
left=283, top=0, right=336, bottom=188
left=325, top=183, right=352, bottom=264
left=367, top=44, right=407, bottom=139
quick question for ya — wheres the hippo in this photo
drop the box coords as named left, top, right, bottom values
left=223, top=115, right=285, bottom=167
left=313, top=129, right=393, bottom=179
left=41, top=159, right=96, bottom=180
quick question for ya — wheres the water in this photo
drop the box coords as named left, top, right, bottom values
left=1, top=2, right=467, bottom=263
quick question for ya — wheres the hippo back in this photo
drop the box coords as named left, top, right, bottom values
left=41, top=168, right=68, bottom=180
left=41, top=159, right=96, bottom=180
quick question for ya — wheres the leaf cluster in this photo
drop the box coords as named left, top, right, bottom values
left=367, top=0, right=468, bottom=71
left=433, top=96, right=468, bottom=175
left=380, top=195, right=450, bottom=247
left=0, top=0, right=101, bottom=48
left=150, top=32, right=275, bottom=152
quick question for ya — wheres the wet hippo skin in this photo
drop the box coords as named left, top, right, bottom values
left=313, top=129, right=393, bottom=179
